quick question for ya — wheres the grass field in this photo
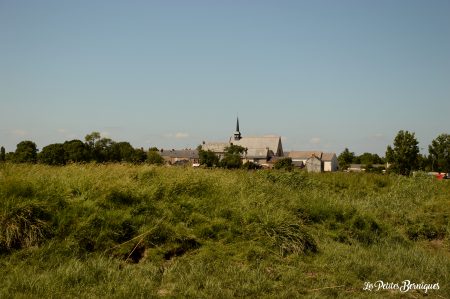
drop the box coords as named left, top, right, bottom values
left=0, top=163, right=449, bottom=298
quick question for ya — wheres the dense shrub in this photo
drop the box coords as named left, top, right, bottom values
left=0, top=202, right=52, bottom=251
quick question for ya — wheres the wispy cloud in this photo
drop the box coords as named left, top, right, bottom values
left=12, top=129, right=27, bottom=137
left=175, top=132, right=189, bottom=139
left=309, top=137, right=321, bottom=145
left=163, top=132, right=190, bottom=139
left=101, top=131, right=111, bottom=138
left=57, top=128, right=67, bottom=134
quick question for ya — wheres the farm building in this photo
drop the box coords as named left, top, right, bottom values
left=201, top=142, right=228, bottom=160
left=306, top=155, right=323, bottom=173
left=200, top=118, right=338, bottom=171
left=160, top=149, right=199, bottom=166
left=202, top=118, right=284, bottom=167
left=287, top=151, right=338, bottom=172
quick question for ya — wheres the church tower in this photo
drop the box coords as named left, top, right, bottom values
left=233, top=117, right=242, bottom=141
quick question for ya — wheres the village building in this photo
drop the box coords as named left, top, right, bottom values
left=306, top=154, right=323, bottom=173
left=288, top=151, right=338, bottom=172
left=160, top=149, right=199, bottom=166
left=200, top=142, right=228, bottom=160
left=170, top=118, right=338, bottom=171
left=203, top=118, right=283, bottom=167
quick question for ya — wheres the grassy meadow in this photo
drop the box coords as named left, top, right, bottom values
left=0, top=163, right=449, bottom=298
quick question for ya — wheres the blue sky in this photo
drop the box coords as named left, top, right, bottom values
left=1, top=0, right=449, bottom=155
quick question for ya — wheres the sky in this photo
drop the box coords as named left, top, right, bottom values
left=1, top=0, right=449, bottom=155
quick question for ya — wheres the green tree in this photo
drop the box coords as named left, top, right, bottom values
left=386, top=130, right=419, bottom=175
left=147, top=149, right=164, bottom=165
left=199, top=149, right=219, bottom=167
left=5, top=152, right=14, bottom=161
left=63, top=140, right=90, bottom=163
left=337, top=148, right=355, bottom=170
left=428, top=133, right=450, bottom=172
left=220, top=145, right=245, bottom=169
left=14, top=141, right=38, bottom=163
left=39, top=143, right=66, bottom=165
left=274, top=157, right=293, bottom=171
left=0, top=146, right=5, bottom=162
left=109, top=142, right=136, bottom=162
left=84, top=132, right=114, bottom=162
left=131, top=148, right=147, bottom=163
left=358, top=152, right=383, bottom=165
left=386, top=145, right=394, bottom=164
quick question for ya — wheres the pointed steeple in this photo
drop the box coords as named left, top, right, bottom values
left=234, top=116, right=242, bottom=141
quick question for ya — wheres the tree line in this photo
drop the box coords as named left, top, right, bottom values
left=1, top=130, right=449, bottom=175
left=338, top=131, right=450, bottom=175
left=0, top=132, right=164, bottom=165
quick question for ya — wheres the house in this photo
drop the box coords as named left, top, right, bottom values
left=231, top=136, right=283, bottom=157
left=201, top=142, right=228, bottom=159
left=160, top=149, right=199, bottom=166
left=230, top=118, right=283, bottom=164
left=288, top=151, right=322, bottom=167
left=203, top=118, right=284, bottom=166
left=287, top=151, right=338, bottom=172
left=243, top=148, right=271, bottom=167
left=306, top=155, right=323, bottom=173
left=347, top=164, right=385, bottom=172
left=322, top=153, right=338, bottom=172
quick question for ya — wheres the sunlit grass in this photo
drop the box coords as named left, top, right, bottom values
left=0, top=163, right=448, bottom=298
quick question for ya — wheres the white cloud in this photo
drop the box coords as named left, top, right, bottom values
left=309, top=137, right=321, bottom=145
left=12, top=129, right=27, bottom=137
left=101, top=131, right=111, bottom=138
left=373, top=133, right=384, bottom=139
left=57, top=128, right=67, bottom=134
left=163, top=132, right=190, bottom=139
left=175, top=132, right=189, bottom=139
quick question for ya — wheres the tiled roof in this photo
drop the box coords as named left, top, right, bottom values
left=288, top=151, right=337, bottom=161
left=245, top=148, right=269, bottom=159
left=160, top=149, right=199, bottom=159
left=231, top=136, right=282, bottom=156
left=202, top=142, right=228, bottom=152
left=288, top=151, right=322, bottom=159
left=321, top=153, right=337, bottom=161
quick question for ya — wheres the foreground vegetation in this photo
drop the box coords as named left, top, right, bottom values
left=0, top=164, right=449, bottom=298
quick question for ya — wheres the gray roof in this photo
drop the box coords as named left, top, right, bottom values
left=201, top=142, right=228, bottom=153
left=231, top=136, right=283, bottom=156
left=288, top=151, right=322, bottom=160
left=288, top=151, right=337, bottom=161
left=160, top=149, right=199, bottom=159
left=322, top=153, right=337, bottom=161
left=245, top=148, right=270, bottom=159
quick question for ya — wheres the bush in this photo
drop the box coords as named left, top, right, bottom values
left=274, top=157, right=293, bottom=171
left=0, top=202, right=52, bottom=251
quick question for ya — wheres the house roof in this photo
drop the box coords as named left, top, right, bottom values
left=306, top=155, right=322, bottom=162
left=322, top=153, right=337, bottom=161
left=287, top=151, right=337, bottom=161
left=288, top=151, right=322, bottom=160
left=245, top=148, right=270, bottom=159
left=202, top=142, right=228, bottom=153
left=160, top=149, right=199, bottom=159
left=231, top=136, right=283, bottom=156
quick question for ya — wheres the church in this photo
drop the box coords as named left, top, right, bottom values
left=202, top=118, right=284, bottom=167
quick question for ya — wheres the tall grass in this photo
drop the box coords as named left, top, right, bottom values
left=0, top=163, right=448, bottom=298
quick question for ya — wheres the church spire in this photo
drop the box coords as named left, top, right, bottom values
left=234, top=116, right=242, bottom=141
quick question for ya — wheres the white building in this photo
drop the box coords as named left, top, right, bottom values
left=287, top=151, right=338, bottom=172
